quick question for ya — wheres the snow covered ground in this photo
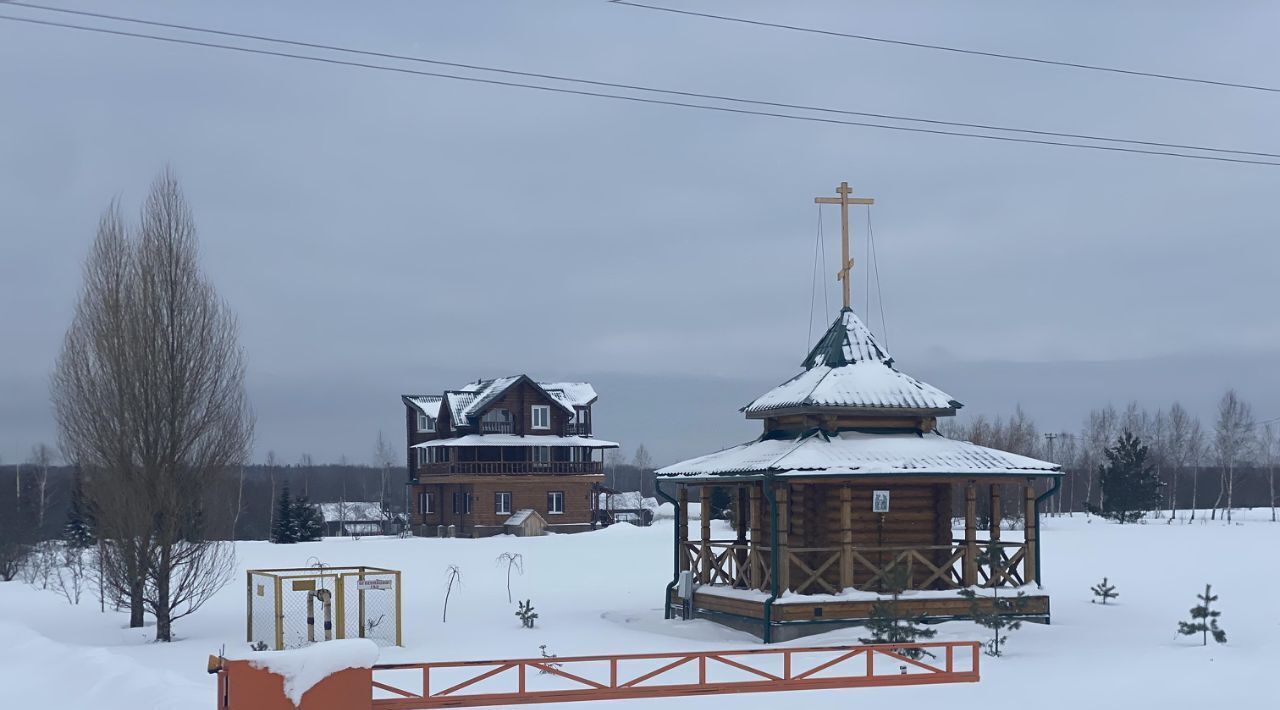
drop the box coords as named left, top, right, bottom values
left=1, top=510, right=1275, bottom=709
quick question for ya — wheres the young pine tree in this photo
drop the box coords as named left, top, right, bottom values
left=859, top=565, right=937, bottom=658
left=516, top=599, right=538, bottom=629
left=271, top=481, right=295, bottom=544
left=959, top=542, right=1028, bottom=657
left=1177, top=584, right=1226, bottom=646
left=1091, top=577, right=1119, bottom=605
left=1088, top=430, right=1162, bottom=524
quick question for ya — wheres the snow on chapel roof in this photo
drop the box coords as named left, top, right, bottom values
left=657, top=430, right=1061, bottom=480
left=743, top=308, right=960, bottom=415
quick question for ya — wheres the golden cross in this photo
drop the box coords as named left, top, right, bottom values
left=814, top=181, right=874, bottom=310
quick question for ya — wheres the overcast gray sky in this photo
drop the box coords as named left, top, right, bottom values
left=2, top=0, right=1278, bottom=467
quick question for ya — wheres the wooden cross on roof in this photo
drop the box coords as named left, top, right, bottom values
left=815, top=181, right=874, bottom=310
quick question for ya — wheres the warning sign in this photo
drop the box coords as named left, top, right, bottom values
left=357, top=579, right=393, bottom=591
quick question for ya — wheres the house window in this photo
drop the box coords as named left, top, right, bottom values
left=417, top=448, right=430, bottom=466
left=547, top=491, right=565, bottom=515
left=531, top=405, right=550, bottom=430
left=495, top=491, right=512, bottom=515
left=533, top=446, right=551, bottom=466
left=575, top=409, right=587, bottom=424
left=417, top=413, right=435, bottom=432
left=418, top=491, right=434, bottom=514
left=570, top=447, right=585, bottom=463
left=453, top=492, right=471, bottom=515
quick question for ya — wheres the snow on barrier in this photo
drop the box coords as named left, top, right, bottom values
left=212, top=639, right=378, bottom=710
left=212, top=640, right=979, bottom=709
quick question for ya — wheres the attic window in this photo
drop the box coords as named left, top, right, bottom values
left=417, top=413, right=435, bottom=432
left=531, top=405, right=551, bottom=430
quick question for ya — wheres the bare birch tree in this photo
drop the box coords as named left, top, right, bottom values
left=1212, top=389, right=1253, bottom=523
left=1164, top=403, right=1196, bottom=521
left=1258, top=423, right=1277, bottom=523
left=51, top=169, right=252, bottom=640
left=28, top=443, right=56, bottom=532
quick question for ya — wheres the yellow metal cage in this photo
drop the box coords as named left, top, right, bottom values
left=246, top=566, right=403, bottom=650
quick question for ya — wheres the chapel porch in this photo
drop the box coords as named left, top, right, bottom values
left=662, top=477, right=1054, bottom=641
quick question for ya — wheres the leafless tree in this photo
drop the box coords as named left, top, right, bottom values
left=373, top=431, right=396, bottom=511
left=495, top=552, right=524, bottom=604
left=28, top=443, right=56, bottom=532
left=266, top=450, right=279, bottom=532
left=1258, top=423, right=1278, bottom=523
left=1211, top=389, right=1253, bottom=523
left=442, top=565, right=462, bottom=622
left=50, top=169, right=252, bottom=641
left=1081, top=405, right=1118, bottom=513
left=299, top=453, right=314, bottom=498
left=1164, top=403, right=1197, bottom=521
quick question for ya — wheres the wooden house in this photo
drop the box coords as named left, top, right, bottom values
left=655, top=183, right=1062, bottom=642
left=402, top=375, right=618, bottom=537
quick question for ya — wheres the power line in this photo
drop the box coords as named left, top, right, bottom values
left=609, top=0, right=1280, bottom=95
left=9, top=2, right=1280, bottom=161
left=2, top=12, right=1280, bottom=167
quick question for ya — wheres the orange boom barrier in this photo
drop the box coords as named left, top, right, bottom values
left=369, top=641, right=979, bottom=708
left=212, top=640, right=979, bottom=709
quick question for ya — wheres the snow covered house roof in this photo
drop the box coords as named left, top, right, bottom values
left=404, top=395, right=442, bottom=419
left=656, top=430, right=1061, bottom=480
left=438, top=375, right=582, bottom=427
left=317, top=502, right=387, bottom=522
left=743, top=308, right=960, bottom=416
left=414, top=435, right=618, bottom=449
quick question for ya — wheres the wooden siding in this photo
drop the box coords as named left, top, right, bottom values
left=409, top=475, right=600, bottom=534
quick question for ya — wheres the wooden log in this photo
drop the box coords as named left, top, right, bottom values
left=749, top=484, right=763, bottom=590
left=678, top=486, right=689, bottom=573
left=989, top=484, right=1002, bottom=541
left=777, top=483, right=790, bottom=592
left=963, top=483, right=977, bottom=586
left=840, top=485, right=853, bottom=590
left=699, top=487, right=712, bottom=584
left=1024, top=483, right=1037, bottom=585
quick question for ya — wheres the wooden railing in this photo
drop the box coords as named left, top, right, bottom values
left=479, top=421, right=513, bottom=434
left=420, top=461, right=602, bottom=475
left=369, top=641, right=980, bottom=708
left=683, top=539, right=1027, bottom=595
left=563, top=423, right=589, bottom=436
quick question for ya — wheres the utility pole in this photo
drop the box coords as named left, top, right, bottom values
left=1044, top=433, right=1059, bottom=516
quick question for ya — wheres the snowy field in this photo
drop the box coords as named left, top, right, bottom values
left=1, top=510, right=1275, bottom=709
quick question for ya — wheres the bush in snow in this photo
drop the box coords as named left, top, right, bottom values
left=516, top=599, right=538, bottom=628
left=1177, top=584, right=1226, bottom=646
left=1091, top=577, right=1118, bottom=605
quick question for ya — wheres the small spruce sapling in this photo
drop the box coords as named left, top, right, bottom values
left=1091, top=577, right=1119, bottom=605
left=1177, top=584, right=1226, bottom=646
left=496, top=552, right=524, bottom=604
left=516, top=599, right=538, bottom=628
left=859, top=565, right=937, bottom=658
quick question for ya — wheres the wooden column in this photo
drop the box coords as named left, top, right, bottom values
left=989, top=484, right=1002, bottom=541
left=699, top=486, right=712, bottom=584
left=963, top=483, right=977, bottom=587
left=735, top=486, right=749, bottom=587
left=839, top=484, right=853, bottom=590
left=677, top=485, right=690, bottom=573
left=790, top=484, right=807, bottom=546
left=1024, top=483, right=1037, bottom=585
left=776, top=483, right=790, bottom=593
left=749, top=484, right=763, bottom=590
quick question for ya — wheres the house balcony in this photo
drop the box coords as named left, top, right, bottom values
left=563, top=423, right=590, bottom=436
left=479, top=421, right=514, bottom=434
left=419, top=461, right=603, bottom=476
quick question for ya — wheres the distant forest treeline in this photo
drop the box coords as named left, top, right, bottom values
left=4, top=388, right=1276, bottom=543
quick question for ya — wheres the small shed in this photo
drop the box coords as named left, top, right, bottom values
left=504, top=509, right=548, bottom=537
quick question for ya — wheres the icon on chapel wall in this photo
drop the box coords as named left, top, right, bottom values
left=872, top=490, right=890, bottom=513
